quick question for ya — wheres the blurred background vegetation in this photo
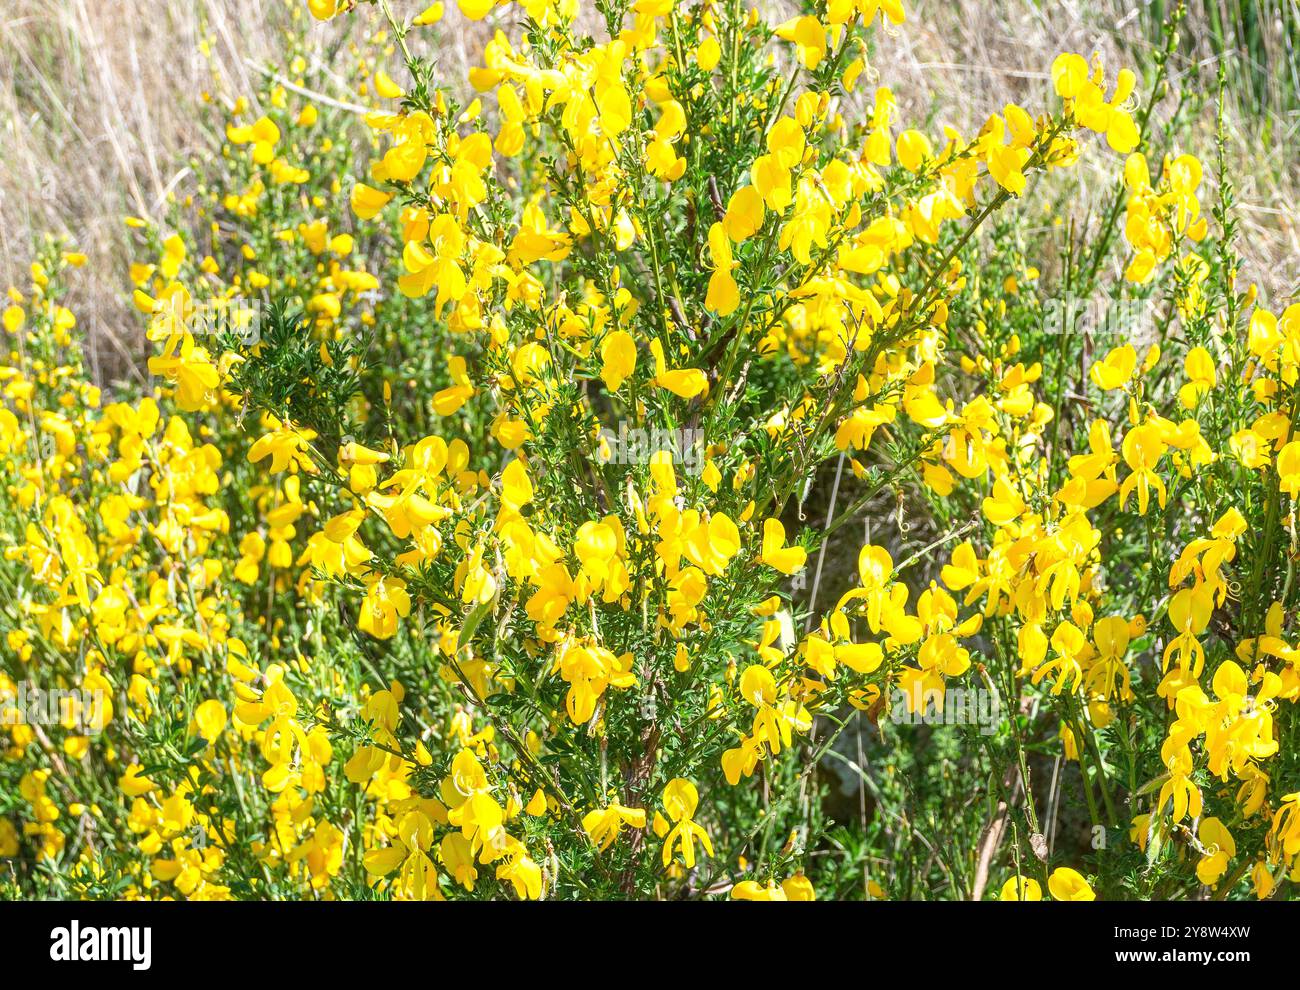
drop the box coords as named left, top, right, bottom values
left=2, top=0, right=1296, bottom=388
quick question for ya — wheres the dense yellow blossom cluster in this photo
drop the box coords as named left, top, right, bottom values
left=1, top=0, right=1297, bottom=901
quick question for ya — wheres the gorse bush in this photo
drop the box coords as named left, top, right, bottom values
left=1, top=0, right=1298, bottom=901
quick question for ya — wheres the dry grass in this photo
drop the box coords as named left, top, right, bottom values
left=1, top=0, right=1295, bottom=385
left=0, top=0, right=312, bottom=381
left=867, top=1, right=1299, bottom=298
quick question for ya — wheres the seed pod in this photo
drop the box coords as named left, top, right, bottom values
left=668, top=296, right=693, bottom=339
left=707, top=175, right=725, bottom=220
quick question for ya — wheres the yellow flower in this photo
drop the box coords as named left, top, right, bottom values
left=1051, top=53, right=1090, bottom=99
left=350, top=183, right=393, bottom=220
left=307, top=0, right=340, bottom=19
left=759, top=518, right=807, bottom=575
left=413, top=3, right=444, bottom=24
left=650, top=339, right=707, bottom=399
left=1090, top=344, right=1137, bottom=390
left=192, top=700, right=228, bottom=743
left=660, top=779, right=714, bottom=869
left=1277, top=440, right=1300, bottom=498
left=774, top=16, right=827, bottom=70
left=999, top=876, right=1042, bottom=901
left=599, top=329, right=637, bottom=391
left=1047, top=867, right=1095, bottom=901
left=582, top=803, right=647, bottom=851
left=357, top=574, right=412, bottom=640
left=457, top=0, right=496, bottom=19
left=1196, top=818, right=1236, bottom=886
left=704, top=223, right=740, bottom=316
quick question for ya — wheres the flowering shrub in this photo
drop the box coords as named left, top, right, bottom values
left=1, top=0, right=1298, bottom=901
